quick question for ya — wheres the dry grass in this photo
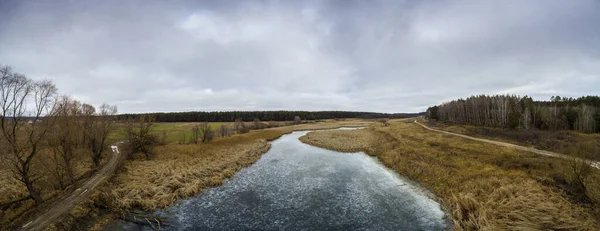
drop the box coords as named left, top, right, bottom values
left=47, top=119, right=372, bottom=229
left=104, top=139, right=271, bottom=211
left=102, top=119, right=371, bottom=211
left=0, top=148, right=104, bottom=228
left=422, top=118, right=600, bottom=161
left=300, top=119, right=600, bottom=230
left=299, top=129, right=378, bottom=153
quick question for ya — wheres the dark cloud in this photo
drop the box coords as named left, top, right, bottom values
left=1, top=0, right=598, bottom=113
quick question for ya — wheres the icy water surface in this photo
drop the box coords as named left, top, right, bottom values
left=112, top=128, right=448, bottom=231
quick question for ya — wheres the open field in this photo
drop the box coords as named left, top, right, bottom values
left=108, top=122, right=233, bottom=143
left=300, top=119, right=600, bottom=230
left=421, top=118, right=600, bottom=161
left=46, top=119, right=372, bottom=230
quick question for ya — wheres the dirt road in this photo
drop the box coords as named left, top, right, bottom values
left=414, top=120, right=600, bottom=170
left=20, top=144, right=122, bottom=231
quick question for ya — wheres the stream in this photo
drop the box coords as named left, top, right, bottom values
left=111, top=128, right=448, bottom=230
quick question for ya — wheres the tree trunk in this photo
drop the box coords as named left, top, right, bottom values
left=24, top=177, right=42, bottom=205
left=93, top=152, right=102, bottom=167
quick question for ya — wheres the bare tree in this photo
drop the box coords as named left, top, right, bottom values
left=234, top=119, right=249, bottom=134
left=84, top=103, right=117, bottom=167
left=0, top=65, right=57, bottom=205
left=198, top=122, right=214, bottom=143
left=219, top=124, right=230, bottom=137
left=124, top=115, right=157, bottom=160
left=253, top=118, right=264, bottom=130
left=520, top=106, right=531, bottom=129
left=267, top=121, right=280, bottom=128
left=160, top=129, right=168, bottom=145
left=190, top=125, right=200, bottom=144
left=576, top=104, right=596, bottom=133
left=80, top=103, right=95, bottom=144
left=293, top=116, right=301, bottom=125
left=564, top=142, right=598, bottom=202
left=378, top=118, right=390, bottom=127
left=47, top=96, right=82, bottom=188
left=569, top=157, right=593, bottom=199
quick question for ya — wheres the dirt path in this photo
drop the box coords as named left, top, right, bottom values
left=414, top=120, right=600, bottom=170
left=20, top=144, right=122, bottom=231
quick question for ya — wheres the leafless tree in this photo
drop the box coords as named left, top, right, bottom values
left=378, top=118, right=390, bottom=127
left=570, top=142, right=598, bottom=194
left=219, top=124, right=230, bottom=137
left=198, top=122, right=214, bottom=143
left=293, top=116, right=301, bottom=125
left=576, top=104, right=596, bottom=133
left=47, top=96, right=82, bottom=188
left=267, top=121, right=280, bottom=128
left=520, top=106, right=531, bottom=129
left=253, top=118, right=263, bottom=129
left=234, top=118, right=248, bottom=134
left=124, top=115, right=157, bottom=160
left=80, top=103, right=95, bottom=144
left=160, top=129, right=168, bottom=145
left=0, top=65, right=57, bottom=205
left=84, top=103, right=117, bottom=167
left=191, top=125, right=200, bottom=144
left=569, top=157, right=593, bottom=199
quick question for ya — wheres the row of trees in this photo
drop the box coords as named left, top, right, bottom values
left=0, top=65, right=118, bottom=206
left=426, top=95, right=600, bottom=133
left=177, top=116, right=303, bottom=144
left=117, top=111, right=422, bottom=123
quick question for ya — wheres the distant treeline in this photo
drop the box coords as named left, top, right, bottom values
left=116, top=111, right=424, bottom=122
left=426, top=95, right=600, bottom=133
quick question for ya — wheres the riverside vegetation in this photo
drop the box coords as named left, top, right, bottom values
left=0, top=65, right=118, bottom=229
left=300, top=119, right=600, bottom=230
left=44, top=119, right=371, bottom=230
left=1, top=63, right=380, bottom=230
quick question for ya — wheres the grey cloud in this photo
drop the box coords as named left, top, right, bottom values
left=0, top=0, right=598, bottom=113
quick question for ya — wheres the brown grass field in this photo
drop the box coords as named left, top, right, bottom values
left=300, top=119, right=600, bottom=230
left=423, top=118, right=600, bottom=161
left=45, top=119, right=372, bottom=230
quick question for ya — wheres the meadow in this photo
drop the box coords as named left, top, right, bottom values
left=423, top=119, right=600, bottom=161
left=300, top=119, right=600, bottom=230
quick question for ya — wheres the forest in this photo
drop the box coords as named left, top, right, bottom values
left=117, top=111, right=423, bottom=122
left=426, top=95, right=600, bottom=133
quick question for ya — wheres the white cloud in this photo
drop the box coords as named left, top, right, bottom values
left=0, top=0, right=598, bottom=113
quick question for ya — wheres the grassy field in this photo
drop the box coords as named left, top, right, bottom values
left=422, top=118, right=600, bottom=161
left=108, top=122, right=233, bottom=143
left=300, top=119, right=600, bottom=230
left=47, top=119, right=372, bottom=230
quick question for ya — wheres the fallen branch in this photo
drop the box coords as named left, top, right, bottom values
left=119, top=212, right=170, bottom=229
left=0, top=196, right=31, bottom=210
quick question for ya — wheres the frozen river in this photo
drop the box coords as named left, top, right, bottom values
left=112, top=128, right=448, bottom=230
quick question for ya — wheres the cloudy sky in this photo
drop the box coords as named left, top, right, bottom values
left=0, top=0, right=599, bottom=113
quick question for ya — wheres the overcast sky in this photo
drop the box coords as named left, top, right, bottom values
left=1, top=0, right=599, bottom=113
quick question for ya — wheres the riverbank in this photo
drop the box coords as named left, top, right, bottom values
left=46, top=120, right=372, bottom=230
left=300, top=119, right=600, bottom=230
left=130, top=129, right=447, bottom=230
